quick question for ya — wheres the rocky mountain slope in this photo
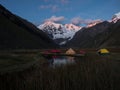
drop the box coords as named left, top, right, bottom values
left=65, top=13, right=120, bottom=48
left=0, top=5, right=57, bottom=50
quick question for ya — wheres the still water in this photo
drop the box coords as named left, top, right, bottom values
left=47, top=56, right=76, bottom=67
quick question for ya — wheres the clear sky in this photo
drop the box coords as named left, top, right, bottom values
left=0, top=0, right=120, bottom=25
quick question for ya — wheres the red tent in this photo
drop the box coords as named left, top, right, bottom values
left=79, top=50, right=86, bottom=54
left=49, top=49, right=61, bottom=53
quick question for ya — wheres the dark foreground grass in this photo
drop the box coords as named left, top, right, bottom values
left=0, top=53, right=38, bottom=74
left=0, top=52, right=120, bottom=90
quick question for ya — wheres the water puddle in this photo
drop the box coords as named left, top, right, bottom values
left=47, top=56, right=76, bottom=67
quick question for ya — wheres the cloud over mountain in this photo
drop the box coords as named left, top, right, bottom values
left=84, top=19, right=102, bottom=25
left=41, top=15, right=102, bottom=26
left=71, top=17, right=102, bottom=26
left=44, top=16, right=65, bottom=23
left=71, top=17, right=83, bottom=25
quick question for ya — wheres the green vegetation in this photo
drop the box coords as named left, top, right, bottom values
left=0, top=53, right=38, bottom=74
left=0, top=51, right=120, bottom=90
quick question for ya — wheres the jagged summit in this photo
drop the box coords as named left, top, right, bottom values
left=112, top=12, right=120, bottom=23
left=37, top=21, right=82, bottom=45
left=64, top=23, right=82, bottom=31
left=38, top=21, right=63, bottom=30
left=37, top=12, right=120, bottom=46
left=38, top=21, right=82, bottom=31
left=86, top=20, right=103, bottom=28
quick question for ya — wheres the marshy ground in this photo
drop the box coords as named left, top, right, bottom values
left=0, top=48, right=120, bottom=90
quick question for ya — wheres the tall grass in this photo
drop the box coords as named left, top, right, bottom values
left=0, top=53, right=119, bottom=90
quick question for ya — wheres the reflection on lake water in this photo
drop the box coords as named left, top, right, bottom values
left=48, top=56, right=76, bottom=67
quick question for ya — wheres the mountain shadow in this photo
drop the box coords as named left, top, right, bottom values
left=65, top=20, right=120, bottom=48
left=0, top=5, right=57, bottom=50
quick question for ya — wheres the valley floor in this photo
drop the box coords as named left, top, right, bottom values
left=0, top=48, right=120, bottom=90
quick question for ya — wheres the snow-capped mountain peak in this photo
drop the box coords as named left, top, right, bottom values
left=86, top=20, right=102, bottom=28
left=37, top=21, right=82, bottom=45
left=65, top=24, right=82, bottom=31
left=38, top=21, right=63, bottom=30
left=112, top=12, right=120, bottom=23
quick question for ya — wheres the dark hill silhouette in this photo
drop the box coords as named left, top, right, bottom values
left=96, top=20, right=120, bottom=48
left=66, top=20, right=120, bottom=48
left=0, top=5, right=57, bottom=50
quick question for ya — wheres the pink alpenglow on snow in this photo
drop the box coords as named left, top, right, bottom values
left=112, top=12, right=120, bottom=23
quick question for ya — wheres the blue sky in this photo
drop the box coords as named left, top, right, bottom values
left=0, top=0, right=120, bottom=25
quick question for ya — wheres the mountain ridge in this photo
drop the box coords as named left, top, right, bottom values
left=37, top=12, right=120, bottom=48
left=0, top=4, right=57, bottom=50
left=65, top=20, right=120, bottom=48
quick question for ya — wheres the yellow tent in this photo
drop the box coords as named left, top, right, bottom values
left=98, top=48, right=110, bottom=54
left=66, top=48, right=76, bottom=55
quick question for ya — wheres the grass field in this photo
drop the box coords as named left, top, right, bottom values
left=0, top=53, right=39, bottom=74
left=0, top=49, right=120, bottom=90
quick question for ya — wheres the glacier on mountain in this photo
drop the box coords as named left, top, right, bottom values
left=112, top=12, right=120, bottom=23
left=37, top=12, right=120, bottom=45
left=38, top=21, right=82, bottom=44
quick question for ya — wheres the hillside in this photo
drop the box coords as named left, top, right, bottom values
left=0, top=5, right=57, bottom=50
left=65, top=20, right=120, bottom=48
left=95, top=20, right=120, bottom=48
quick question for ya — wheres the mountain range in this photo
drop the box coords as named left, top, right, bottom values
left=65, top=13, right=120, bottom=48
left=38, top=21, right=82, bottom=45
left=0, top=4, right=120, bottom=49
left=38, top=12, right=120, bottom=48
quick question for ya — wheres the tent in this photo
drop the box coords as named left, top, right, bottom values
left=79, top=50, right=86, bottom=55
left=66, top=48, right=76, bottom=55
left=97, top=48, right=110, bottom=55
left=49, top=49, right=61, bottom=53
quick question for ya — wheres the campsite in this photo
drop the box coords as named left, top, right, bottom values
left=0, top=2, right=120, bottom=90
left=0, top=48, right=120, bottom=90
